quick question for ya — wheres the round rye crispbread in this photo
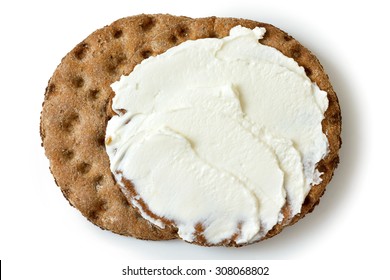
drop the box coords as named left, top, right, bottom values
left=40, top=14, right=341, bottom=246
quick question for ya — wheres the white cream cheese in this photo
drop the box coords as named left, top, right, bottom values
left=105, top=26, right=329, bottom=245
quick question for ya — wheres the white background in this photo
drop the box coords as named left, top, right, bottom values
left=0, top=0, right=389, bottom=279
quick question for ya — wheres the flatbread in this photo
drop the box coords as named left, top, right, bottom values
left=40, top=14, right=341, bottom=245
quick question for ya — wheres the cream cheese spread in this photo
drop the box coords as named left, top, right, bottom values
left=105, top=26, right=329, bottom=245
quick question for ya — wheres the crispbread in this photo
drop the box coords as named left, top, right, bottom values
left=40, top=14, right=341, bottom=245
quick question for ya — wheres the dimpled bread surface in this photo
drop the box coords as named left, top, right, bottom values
left=40, top=14, right=341, bottom=245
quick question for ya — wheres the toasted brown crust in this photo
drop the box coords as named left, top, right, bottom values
left=40, top=14, right=341, bottom=245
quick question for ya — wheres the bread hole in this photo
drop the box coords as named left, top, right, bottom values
left=113, top=29, right=123, bottom=39
left=112, top=53, right=127, bottom=64
left=208, top=31, right=217, bottom=38
left=291, top=46, right=301, bottom=59
left=93, top=175, right=104, bottom=191
left=303, top=195, right=313, bottom=207
left=101, top=200, right=109, bottom=211
left=77, top=162, right=91, bottom=174
left=89, top=210, right=98, bottom=220
left=177, top=25, right=189, bottom=37
left=106, top=53, right=127, bottom=73
left=139, top=15, right=156, bottom=32
left=134, top=211, right=142, bottom=220
left=169, top=34, right=178, bottom=44
left=331, top=155, right=340, bottom=168
left=74, top=43, right=89, bottom=60
left=284, top=34, right=293, bottom=41
left=60, top=112, right=79, bottom=132
left=96, top=133, right=106, bottom=147
left=304, top=67, right=312, bottom=77
left=140, top=49, right=152, bottom=59
left=61, top=149, right=74, bottom=161
left=317, top=162, right=327, bottom=173
left=88, top=204, right=106, bottom=220
left=46, top=83, right=56, bottom=94
left=72, top=76, right=85, bottom=88
left=88, top=89, right=100, bottom=101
